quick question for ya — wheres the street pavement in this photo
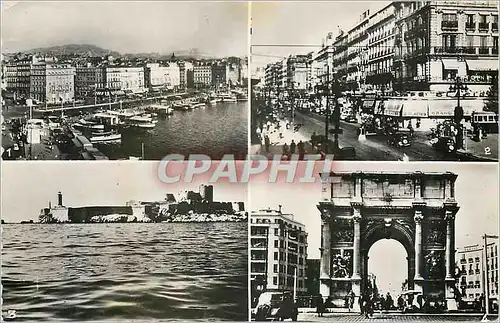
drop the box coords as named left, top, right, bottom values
left=297, top=312, right=497, bottom=322
left=291, top=111, right=496, bottom=161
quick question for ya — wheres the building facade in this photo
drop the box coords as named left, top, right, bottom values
left=393, top=0, right=498, bottom=94
left=75, top=65, right=98, bottom=100
left=457, top=242, right=499, bottom=303
left=30, top=62, right=76, bottom=104
left=250, top=208, right=308, bottom=304
left=345, top=10, right=371, bottom=92
left=193, top=63, right=212, bottom=88
left=318, top=171, right=460, bottom=310
left=366, top=3, right=397, bottom=92
left=105, top=67, right=145, bottom=95
left=145, top=63, right=181, bottom=91
left=212, top=63, right=229, bottom=87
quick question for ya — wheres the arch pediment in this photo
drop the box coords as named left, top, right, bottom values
left=361, top=218, right=415, bottom=256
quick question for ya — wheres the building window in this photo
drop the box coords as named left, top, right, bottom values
left=479, top=36, right=489, bottom=55
left=443, top=34, right=457, bottom=52
left=273, top=264, right=278, bottom=273
left=274, top=240, right=278, bottom=248
left=273, top=277, right=278, bottom=285
left=274, top=228, right=279, bottom=236
left=274, top=252, right=278, bottom=260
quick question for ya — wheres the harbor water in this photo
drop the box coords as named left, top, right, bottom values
left=2, top=222, right=248, bottom=322
left=96, top=102, right=248, bottom=160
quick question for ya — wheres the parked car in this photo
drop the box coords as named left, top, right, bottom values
left=345, top=115, right=358, bottom=123
left=389, top=133, right=411, bottom=148
left=254, top=292, right=298, bottom=321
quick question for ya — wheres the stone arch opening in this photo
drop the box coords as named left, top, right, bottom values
left=361, top=220, right=415, bottom=297
left=367, top=239, right=408, bottom=298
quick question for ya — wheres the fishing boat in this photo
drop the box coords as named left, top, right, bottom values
left=74, top=119, right=105, bottom=131
left=127, top=115, right=156, bottom=129
left=191, top=102, right=206, bottom=109
left=90, top=131, right=122, bottom=143
left=209, top=99, right=218, bottom=105
left=218, top=93, right=238, bottom=103
left=146, top=104, right=174, bottom=116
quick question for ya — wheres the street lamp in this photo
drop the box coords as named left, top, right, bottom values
left=448, top=76, right=468, bottom=150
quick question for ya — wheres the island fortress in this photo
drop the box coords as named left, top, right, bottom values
left=39, top=185, right=246, bottom=223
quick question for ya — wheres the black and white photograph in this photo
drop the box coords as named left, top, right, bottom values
left=249, top=162, right=499, bottom=322
left=1, top=1, right=249, bottom=161
left=251, top=1, right=499, bottom=161
left=1, top=162, right=248, bottom=321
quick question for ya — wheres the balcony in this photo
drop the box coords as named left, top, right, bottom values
left=466, top=22, right=475, bottom=31
left=434, top=46, right=480, bottom=55
left=442, top=20, right=458, bottom=30
left=479, top=22, right=489, bottom=31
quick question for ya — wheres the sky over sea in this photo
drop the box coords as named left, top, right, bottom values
left=1, top=1, right=248, bottom=57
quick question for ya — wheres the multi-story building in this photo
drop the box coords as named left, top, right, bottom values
left=366, top=3, right=397, bottom=93
left=30, top=62, right=76, bottom=104
left=457, top=242, right=498, bottom=304
left=177, top=61, right=194, bottom=90
left=145, top=63, right=181, bottom=92
left=250, top=207, right=308, bottom=304
left=193, top=63, right=212, bottom=88
left=5, top=55, right=43, bottom=100
left=4, top=63, right=18, bottom=95
left=105, top=67, right=145, bottom=95
left=345, top=10, right=371, bottom=92
left=393, top=0, right=498, bottom=94
left=264, top=62, right=283, bottom=89
left=75, top=64, right=99, bottom=100
left=211, top=63, right=229, bottom=87
left=331, top=31, right=349, bottom=81
left=283, top=55, right=309, bottom=90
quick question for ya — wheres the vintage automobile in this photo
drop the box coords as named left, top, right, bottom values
left=388, top=132, right=411, bottom=148
left=433, top=136, right=456, bottom=153
left=254, top=292, right=298, bottom=321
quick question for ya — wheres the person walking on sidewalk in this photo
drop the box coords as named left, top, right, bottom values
left=297, top=141, right=305, bottom=160
left=290, top=140, right=296, bottom=154
left=283, top=143, right=289, bottom=156
left=316, top=294, right=325, bottom=317
left=264, top=135, right=270, bottom=153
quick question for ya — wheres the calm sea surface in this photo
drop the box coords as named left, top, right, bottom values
left=96, top=102, right=248, bottom=160
left=2, top=223, right=248, bottom=322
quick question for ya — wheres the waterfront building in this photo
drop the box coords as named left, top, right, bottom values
left=228, top=61, right=242, bottom=86
left=393, top=0, right=498, bottom=94
left=366, top=3, right=397, bottom=93
left=30, top=62, right=76, bottom=104
left=283, top=55, right=309, bottom=91
left=145, top=63, right=181, bottom=92
left=250, top=207, right=308, bottom=303
left=211, top=62, right=229, bottom=88
left=318, top=171, right=460, bottom=310
left=5, top=55, right=43, bottom=100
left=104, top=66, right=145, bottom=96
left=75, top=64, right=99, bottom=100
left=193, top=63, right=212, bottom=88
left=4, top=63, right=17, bottom=95
left=178, top=61, right=194, bottom=90
left=457, top=242, right=499, bottom=305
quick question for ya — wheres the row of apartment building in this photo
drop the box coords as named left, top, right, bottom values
left=264, top=0, right=498, bottom=96
left=3, top=55, right=245, bottom=103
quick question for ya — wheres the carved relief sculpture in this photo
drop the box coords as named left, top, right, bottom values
left=331, top=218, right=354, bottom=244
left=331, top=249, right=353, bottom=278
left=424, top=250, right=445, bottom=279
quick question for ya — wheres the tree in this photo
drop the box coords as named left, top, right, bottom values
left=484, top=75, right=498, bottom=114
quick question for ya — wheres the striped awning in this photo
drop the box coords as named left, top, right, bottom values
left=466, top=60, right=498, bottom=71
left=461, top=99, right=486, bottom=116
left=442, top=59, right=461, bottom=70
left=384, top=100, right=403, bottom=117
left=402, top=100, right=428, bottom=118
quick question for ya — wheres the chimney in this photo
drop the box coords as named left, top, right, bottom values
left=49, top=201, right=52, bottom=209
left=278, top=205, right=282, bottom=213
left=57, top=191, right=63, bottom=206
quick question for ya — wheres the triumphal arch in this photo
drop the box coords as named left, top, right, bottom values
left=317, top=171, right=459, bottom=311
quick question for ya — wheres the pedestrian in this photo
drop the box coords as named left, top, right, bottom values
left=348, top=290, right=355, bottom=312
left=290, top=140, right=296, bottom=154
left=283, top=143, right=289, bottom=155
left=316, top=294, right=325, bottom=317
left=264, top=135, right=270, bottom=153
left=297, top=140, right=305, bottom=160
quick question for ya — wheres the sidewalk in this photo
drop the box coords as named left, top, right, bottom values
left=256, top=119, right=315, bottom=157
left=458, top=134, right=498, bottom=161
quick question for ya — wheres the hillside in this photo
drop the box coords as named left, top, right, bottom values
left=23, top=44, right=120, bottom=57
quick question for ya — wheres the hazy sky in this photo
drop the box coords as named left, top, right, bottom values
left=1, top=162, right=247, bottom=223
left=1, top=1, right=248, bottom=57
left=250, top=162, right=499, bottom=293
left=251, top=1, right=390, bottom=70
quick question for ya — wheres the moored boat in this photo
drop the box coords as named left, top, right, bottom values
left=90, top=131, right=122, bottom=143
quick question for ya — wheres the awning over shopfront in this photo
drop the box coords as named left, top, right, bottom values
left=383, top=100, right=403, bottom=117
left=362, top=100, right=375, bottom=111
left=466, top=60, right=499, bottom=71
left=401, top=100, right=428, bottom=118
left=427, top=99, right=457, bottom=117
left=441, top=59, right=461, bottom=70
left=461, top=99, right=486, bottom=116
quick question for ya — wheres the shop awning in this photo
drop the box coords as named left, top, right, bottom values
left=461, top=99, right=486, bottom=116
left=402, top=100, right=428, bottom=118
left=362, top=100, right=375, bottom=110
left=427, top=100, right=457, bottom=117
left=466, top=60, right=499, bottom=71
left=441, top=59, right=461, bottom=70
left=384, top=100, right=403, bottom=117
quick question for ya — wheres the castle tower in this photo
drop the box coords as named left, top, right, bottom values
left=199, top=184, right=214, bottom=203
left=57, top=191, right=63, bottom=206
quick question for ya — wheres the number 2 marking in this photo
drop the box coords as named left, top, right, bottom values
left=485, top=147, right=491, bottom=155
